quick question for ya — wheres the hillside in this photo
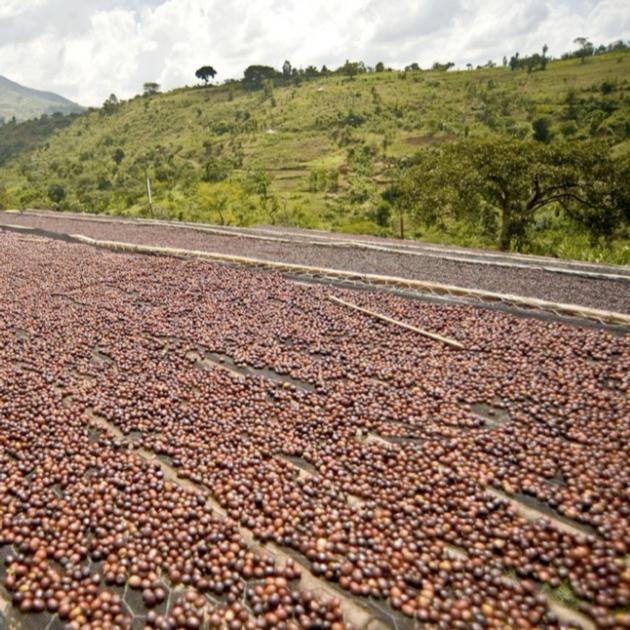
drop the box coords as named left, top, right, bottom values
left=0, top=75, right=83, bottom=123
left=0, top=50, right=629, bottom=262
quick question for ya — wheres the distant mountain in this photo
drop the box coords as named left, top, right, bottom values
left=0, top=75, right=83, bottom=123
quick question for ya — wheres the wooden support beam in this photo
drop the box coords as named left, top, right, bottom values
left=329, top=295, right=465, bottom=350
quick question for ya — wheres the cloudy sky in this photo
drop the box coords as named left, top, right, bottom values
left=1, top=0, right=628, bottom=106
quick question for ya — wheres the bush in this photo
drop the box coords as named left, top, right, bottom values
left=373, top=202, right=391, bottom=227
left=341, top=111, right=366, bottom=128
left=47, top=183, right=66, bottom=204
left=532, top=117, right=553, bottom=143
left=0, top=184, right=11, bottom=209
left=204, top=157, right=232, bottom=182
left=113, top=148, right=125, bottom=165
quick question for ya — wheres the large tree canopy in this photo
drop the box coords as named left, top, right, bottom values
left=242, top=65, right=281, bottom=90
left=142, top=82, right=160, bottom=96
left=400, top=138, right=630, bottom=251
left=195, top=65, right=217, bottom=84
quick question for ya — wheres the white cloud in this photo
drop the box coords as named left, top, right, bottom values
left=0, top=0, right=46, bottom=20
left=0, top=0, right=628, bottom=106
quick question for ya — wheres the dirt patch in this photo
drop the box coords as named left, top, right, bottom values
left=14, top=328, right=29, bottom=341
left=472, top=402, right=511, bottom=428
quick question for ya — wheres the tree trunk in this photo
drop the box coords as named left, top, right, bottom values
left=499, top=206, right=511, bottom=251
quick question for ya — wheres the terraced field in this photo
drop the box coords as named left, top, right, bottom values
left=0, top=226, right=629, bottom=629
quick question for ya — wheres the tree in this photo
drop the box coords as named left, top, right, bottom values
left=195, top=65, right=217, bottom=84
left=400, top=138, right=630, bottom=251
left=112, top=148, right=125, bottom=165
left=541, top=44, right=549, bottom=70
left=574, top=37, right=594, bottom=63
left=282, top=60, right=292, bottom=78
left=340, top=60, right=363, bottom=78
left=203, top=156, right=232, bottom=182
left=48, top=183, right=66, bottom=205
left=567, top=154, right=630, bottom=245
left=375, top=61, right=385, bottom=73
left=243, top=65, right=280, bottom=90
left=525, top=54, right=539, bottom=73
left=102, top=94, right=119, bottom=115
left=609, top=39, right=629, bottom=52
left=431, top=61, right=454, bottom=71
left=373, top=202, right=391, bottom=227
left=532, top=117, right=552, bottom=143
left=244, top=169, right=271, bottom=203
left=143, top=82, right=160, bottom=96
left=508, top=50, right=547, bottom=73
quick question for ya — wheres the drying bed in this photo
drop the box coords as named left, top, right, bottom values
left=1, top=210, right=629, bottom=315
left=0, top=232, right=629, bottom=629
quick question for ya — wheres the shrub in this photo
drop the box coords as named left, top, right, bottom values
left=532, top=117, right=553, bottom=143
left=47, top=183, right=66, bottom=204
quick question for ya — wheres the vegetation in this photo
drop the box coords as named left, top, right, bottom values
left=143, top=82, right=161, bottom=96
left=0, top=113, right=78, bottom=166
left=195, top=66, right=217, bottom=85
left=400, top=138, right=630, bottom=251
left=1, top=42, right=629, bottom=263
left=243, top=65, right=282, bottom=90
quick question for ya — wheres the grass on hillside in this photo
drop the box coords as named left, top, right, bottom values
left=0, top=51, right=629, bottom=263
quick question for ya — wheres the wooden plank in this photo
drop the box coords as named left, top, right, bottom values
left=328, top=295, right=465, bottom=350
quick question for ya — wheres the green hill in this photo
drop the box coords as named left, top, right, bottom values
left=0, top=50, right=629, bottom=262
left=0, top=75, right=83, bottom=123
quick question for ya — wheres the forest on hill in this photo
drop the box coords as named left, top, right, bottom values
left=0, top=40, right=629, bottom=262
